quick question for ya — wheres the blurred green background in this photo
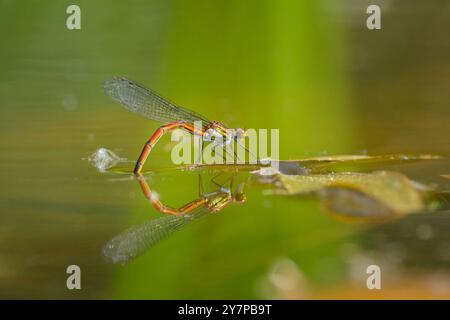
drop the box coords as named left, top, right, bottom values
left=0, top=0, right=449, bottom=299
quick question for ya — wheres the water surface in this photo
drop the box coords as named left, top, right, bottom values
left=1, top=0, right=449, bottom=299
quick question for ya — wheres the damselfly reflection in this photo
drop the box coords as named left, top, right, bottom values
left=103, top=173, right=247, bottom=264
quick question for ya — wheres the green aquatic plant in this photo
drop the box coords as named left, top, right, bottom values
left=269, top=171, right=433, bottom=222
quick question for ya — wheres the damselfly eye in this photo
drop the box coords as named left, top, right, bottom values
left=235, top=128, right=245, bottom=139
left=235, top=193, right=247, bottom=203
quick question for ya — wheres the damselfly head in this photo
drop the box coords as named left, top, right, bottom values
left=234, top=192, right=247, bottom=204
left=235, top=128, right=246, bottom=139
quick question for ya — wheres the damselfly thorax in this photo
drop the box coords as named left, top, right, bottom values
left=202, top=121, right=246, bottom=144
left=104, top=77, right=247, bottom=174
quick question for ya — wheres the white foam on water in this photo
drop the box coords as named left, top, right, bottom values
left=88, top=148, right=122, bottom=172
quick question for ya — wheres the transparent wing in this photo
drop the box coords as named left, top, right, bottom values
left=104, top=77, right=211, bottom=127
left=103, top=209, right=210, bottom=265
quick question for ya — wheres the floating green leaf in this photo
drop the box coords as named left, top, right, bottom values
left=275, top=171, right=429, bottom=219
